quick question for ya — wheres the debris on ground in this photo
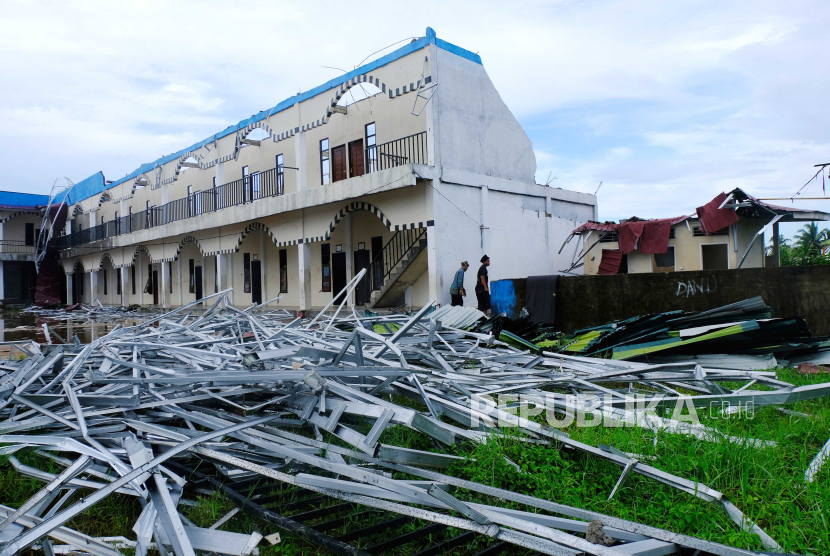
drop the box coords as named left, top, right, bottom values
left=0, top=288, right=826, bottom=555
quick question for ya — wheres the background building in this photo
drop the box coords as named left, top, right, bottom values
left=0, top=191, right=50, bottom=305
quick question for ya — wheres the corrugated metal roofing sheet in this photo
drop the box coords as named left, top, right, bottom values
left=429, top=305, right=485, bottom=329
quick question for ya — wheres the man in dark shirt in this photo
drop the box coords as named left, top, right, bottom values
left=475, top=254, right=491, bottom=314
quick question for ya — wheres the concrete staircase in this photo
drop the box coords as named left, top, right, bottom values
left=367, top=233, right=428, bottom=308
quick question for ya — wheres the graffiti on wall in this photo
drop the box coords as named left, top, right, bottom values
left=676, top=276, right=718, bottom=297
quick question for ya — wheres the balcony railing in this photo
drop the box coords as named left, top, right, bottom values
left=0, top=240, right=36, bottom=254
left=366, top=131, right=428, bottom=173
left=56, top=131, right=428, bottom=251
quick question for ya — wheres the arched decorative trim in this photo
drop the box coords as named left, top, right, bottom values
left=162, top=235, right=205, bottom=262
left=0, top=210, right=41, bottom=224
left=129, top=244, right=152, bottom=266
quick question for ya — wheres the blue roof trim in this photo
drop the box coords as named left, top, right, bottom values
left=67, top=28, right=481, bottom=204
left=0, top=190, right=51, bottom=208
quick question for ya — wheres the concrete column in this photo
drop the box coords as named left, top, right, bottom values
left=121, top=267, right=128, bottom=306
left=66, top=273, right=73, bottom=305
left=161, top=261, right=168, bottom=309
left=404, top=285, right=413, bottom=309
left=138, top=251, right=144, bottom=305
left=772, top=222, right=780, bottom=267
left=90, top=271, right=98, bottom=304
left=216, top=254, right=222, bottom=292
left=228, top=252, right=235, bottom=306
left=201, top=254, right=207, bottom=305
left=426, top=223, right=439, bottom=305
left=259, top=229, right=268, bottom=302
left=295, top=132, right=307, bottom=191
left=177, top=258, right=183, bottom=306
left=298, top=243, right=311, bottom=312
left=344, top=212, right=353, bottom=305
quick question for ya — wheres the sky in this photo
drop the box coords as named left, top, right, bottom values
left=1, top=0, right=828, bottom=241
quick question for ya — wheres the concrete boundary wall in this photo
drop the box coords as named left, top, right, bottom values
left=556, top=266, right=830, bottom=336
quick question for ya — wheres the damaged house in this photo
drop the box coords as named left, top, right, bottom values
left=568, top=188, right=829, bottom=275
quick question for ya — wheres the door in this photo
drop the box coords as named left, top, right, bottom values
left=195, top=266, right=203, bottom=300
left=152, top=270, right=159, bottom=305
left=348, top=139, right=365, bottom=178
left=332, top=145, right=347, bottom=182
left=371, top=236, right=384, bottom=289
left=353, top=249, right=371, bottom=305
left=251, top=260, right=262, bottom=304
left=332, top=252, right=347, bottom=304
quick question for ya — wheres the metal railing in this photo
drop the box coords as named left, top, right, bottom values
left=55, top=165, right=286, bottom=250
left=366, top=131, right=428, bottom=173
left=0, top=240, right=36, bottom=254
left=363, top=228, right=427, bottom=295
left=55, top=131, right=428, bottom=251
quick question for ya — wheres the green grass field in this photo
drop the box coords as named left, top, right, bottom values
left=1, top=368, right=828, bottom=555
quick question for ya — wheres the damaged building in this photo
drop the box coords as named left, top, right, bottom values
left=50, top=28, right=596, bottom=310
left=568, top=188, right=829, bottom=275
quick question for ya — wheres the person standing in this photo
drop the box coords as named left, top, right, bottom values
left=449, top=261, right=468, bottom=306
left=475, top=255, right=491, bottom=314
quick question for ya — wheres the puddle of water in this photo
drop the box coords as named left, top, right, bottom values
left=0, top=310, right=148, bottom=345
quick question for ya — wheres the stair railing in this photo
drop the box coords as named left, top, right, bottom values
left=364, top=227, right=427, bottom=294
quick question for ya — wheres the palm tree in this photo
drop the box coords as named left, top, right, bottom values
left=794, top=223, right=830, bottom=256
left=765, top=234, right=790, bottom=256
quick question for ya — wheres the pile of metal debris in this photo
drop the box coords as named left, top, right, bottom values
left=0, top=289, right=828, bottom=556
left=22, top=299, right=158, bottom=324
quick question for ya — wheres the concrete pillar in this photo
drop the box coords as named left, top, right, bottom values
left=121, top=267, right=128, bottom=306
left=201, top=254, right=207, bottom=305
left=161, top=260, right=168, bottom=309
left=426, top=223, right=439, bottom=304
left=344, top=212, right=353, bottom=306
left=90, top=271, right=98, bottom=304
left=259, top=229, right=268, bottom=302
left=404, top=285, right=413, bottom=309
left=295, top=132, right=307, bottom=191
left=298, top=243, right=311, bottom=312
left=177, top=258, right=183, bottom=306
left=216, top=254, right=222, bottom=292
left=772, top=222, right=780, bottom=267
left=138, top=251, right=144, bottom=305
left=66, top=273, right=73, bottom=305
left=228, top=252, right=235, bottom=306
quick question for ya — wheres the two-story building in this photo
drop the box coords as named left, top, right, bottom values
left=52, top=28, right=597, bottom=311
left=0, top=191, right=50, bottom=305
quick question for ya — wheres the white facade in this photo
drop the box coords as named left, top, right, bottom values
left=57, top=28, right=596, bottom=310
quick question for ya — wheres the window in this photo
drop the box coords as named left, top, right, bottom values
left=693, top=226, right=728, bottom=237
left=103, top=269, right=107, bottom=295
left=116, top=270, right=121, bottom=295
left=653, top=246, right=675, bottom=273
left=242, top=166, right=250, bottom=202
left=279, top=249, right=288, bottom=293
left=321, top=244, right=331, bottom=292
left=189, top=259, right=195, bottom=293
left=669, top=228, right=676, bottom=239
left=25, top=223, right=34, bottom=246
left=276, top=154, right=284, bottom=194
left=101, top=216, right=104, bottom=226
left=599, top=231, right=618, bottom=243
left=131, top=265, right=136, bottom=295
left=115, top=211, right=119, bottom=235
left=251, top=171, right=260, bottom=199
left=128, top=207, right=132, bottom=232
left=214, top=257, right=219, bottom=293
left=320, top=139, right=330, bottom=185
left=187, top=185, right=194, bottom=217
left=169, top=262, right=173, bottom=293
left=366, top=123, right=377, bottom=172
left=144, top=264, right=153, bottom=294
left=243, top=253, right=251, bottom=293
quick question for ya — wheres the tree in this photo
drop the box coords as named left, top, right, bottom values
left=794, top=222, right=830, bottom=256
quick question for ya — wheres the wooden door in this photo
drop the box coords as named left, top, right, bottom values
left=251, top=260, right=262, bottom=304
left=348, top=139, right=365, bottom=178
left=332, top=252, right=347, bottom=304
left=332, top=145, right=347, bottom=182
left=152, top=270, right=159, bottom=305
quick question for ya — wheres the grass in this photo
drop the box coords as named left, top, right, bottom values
left=1, top=369, right=828, bottom=555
